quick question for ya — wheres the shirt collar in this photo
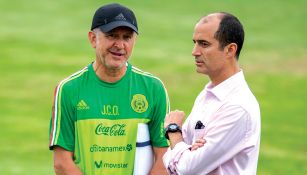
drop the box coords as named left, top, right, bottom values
left=205, top=70, right=246, bottom=101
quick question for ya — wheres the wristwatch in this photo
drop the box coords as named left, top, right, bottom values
left=164, top=123, right=182, bottom=140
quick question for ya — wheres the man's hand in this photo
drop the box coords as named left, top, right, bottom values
left=190, top=138, right=206, bottom=151
left=164, top=110, right=185, bottom=128
left=164, top=110, right=185, bottom=149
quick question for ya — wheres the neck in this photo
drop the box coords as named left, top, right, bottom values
left=93, top=61, right=127, bottom=83
left=210, top=62, right=240, bottom=87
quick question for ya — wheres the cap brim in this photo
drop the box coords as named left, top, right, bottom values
left=99, top=21, right=138, bottom=34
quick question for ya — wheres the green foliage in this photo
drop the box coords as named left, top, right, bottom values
left=0, top=0, right=306, bottom=174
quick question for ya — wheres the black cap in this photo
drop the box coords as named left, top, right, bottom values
left=91, top=3, right=138, bottom=34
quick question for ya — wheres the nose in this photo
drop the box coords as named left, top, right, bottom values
left=192, top=44, right=200, bottom=57
left=114, top=39, right=125, bottom=49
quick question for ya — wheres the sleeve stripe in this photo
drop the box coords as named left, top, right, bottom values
left=49, top=67, right=88, bottom=147
left=161, top=81, right=170, bottom=114
left=49, top=85, right=59, bottom=146
left=49, top=78, right=68, bottom=146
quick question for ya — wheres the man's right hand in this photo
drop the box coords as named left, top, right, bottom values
left=190, top=138, right=206, bottom=151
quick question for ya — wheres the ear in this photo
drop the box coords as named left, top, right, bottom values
left=225, top=43, right=237, bottom=58
left=88, top=31, right=97, bottom=48
left=133, top=33, right=138, bottom=42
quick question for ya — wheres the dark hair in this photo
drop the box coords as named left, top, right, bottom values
left=214, top=12, right=244, bottom=59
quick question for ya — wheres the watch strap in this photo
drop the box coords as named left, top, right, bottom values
left=164, top=123, right=182, bottom=140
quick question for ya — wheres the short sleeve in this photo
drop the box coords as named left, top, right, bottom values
left=49, top=82, right=76, bottom=151
left=148, top=79, right=170, bottom=147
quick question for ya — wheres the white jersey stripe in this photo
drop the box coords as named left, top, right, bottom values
left=50, top=67, right=88, bottom=146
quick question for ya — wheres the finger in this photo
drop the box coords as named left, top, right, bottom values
left=193, top=143, right=204, bottom=147
left=166, top=114, right=170, bottom=119
left=191, top=144, right=203, bottom=151
left=195, top=139, right=206, bottom=144
left=190, top=146, right=198, bottom=151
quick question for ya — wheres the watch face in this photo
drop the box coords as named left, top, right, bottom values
left=170, top=125, right=177, bottom=130
left=165, top=124, right=181, bottom=139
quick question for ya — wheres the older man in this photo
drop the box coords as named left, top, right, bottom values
left=49, top=3, right=169, bottom=175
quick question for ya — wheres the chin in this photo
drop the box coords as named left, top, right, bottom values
left=112, top=62, right=127, bottom=70
left=196, top=69, right=208, bottom=75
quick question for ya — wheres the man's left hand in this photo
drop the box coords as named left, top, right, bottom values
left=164, top=110, right=185, bottom=128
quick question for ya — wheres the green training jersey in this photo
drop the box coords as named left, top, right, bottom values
left=49, top=62, right=170, bottom=175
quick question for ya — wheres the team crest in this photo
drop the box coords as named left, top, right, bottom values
left=131, top=94, right=148, bottom=113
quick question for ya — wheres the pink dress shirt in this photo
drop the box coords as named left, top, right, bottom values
left=163, top=71, right=261, bottom=175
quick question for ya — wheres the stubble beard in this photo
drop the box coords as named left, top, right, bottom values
left=97, top=51, right=127, bottom=74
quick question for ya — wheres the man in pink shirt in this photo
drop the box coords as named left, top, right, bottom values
left=163, top=12, right=261, bottom=175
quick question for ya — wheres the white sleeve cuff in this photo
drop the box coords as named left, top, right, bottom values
left=163, top=142, right=191, bottom=174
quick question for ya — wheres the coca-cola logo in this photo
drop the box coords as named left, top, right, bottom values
left=95, top=123, right=126, bottom=136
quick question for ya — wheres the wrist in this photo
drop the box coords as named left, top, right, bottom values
left=168, top=132, right=183, bottom=149
left=164, top=123, right=182, bottom=140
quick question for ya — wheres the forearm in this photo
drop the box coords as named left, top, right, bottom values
left=54, top=162, right=83, bottom=175
left=165, top=109, right=251, bottom=174
left=53, top=146, right=83, bottom=175
left=150, top=159, right=168, bottom=175
left=168, top=132, right=184, bottom=149
left=150, top=147, right=168, bottom=175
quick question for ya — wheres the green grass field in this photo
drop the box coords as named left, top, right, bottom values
left=1, top=0, right=306, bottom=174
